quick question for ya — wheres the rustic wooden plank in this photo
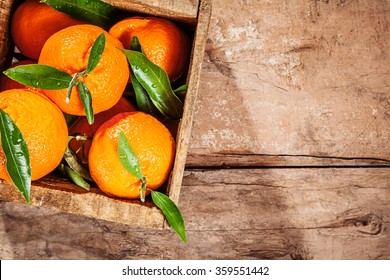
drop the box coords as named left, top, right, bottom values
left=0, top=0, right=13, bottom=70
left=188, top=0, right=390, bottom=167
left=106, top=0, right=199, bottom=23
left=167, top=0, right=211, bottom=204
left=0, top=175, right=165, bottom=229
left=181, top=168, right=390, bottom=232
left=1, top=167, right=389, bottom=259
left=1, top=224, right=388, bottom=260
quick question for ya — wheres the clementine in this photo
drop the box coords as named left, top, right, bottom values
left=0, top=89, right=68, bottom=181
left=38, top=24, right=130, bottom=116
left=69, top=97, right=136, bottom=163
left=109, top=17, right=191, bottom=82
left=88, top=112, right=175, bottom=199
left=11, top=0, right=83, bottom=60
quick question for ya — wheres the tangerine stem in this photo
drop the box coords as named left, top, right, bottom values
left=140, top=176, right=147, bottom=202
left=75, top=134, right=88, bottom=142
left=66, top=73, right=80, bottom=103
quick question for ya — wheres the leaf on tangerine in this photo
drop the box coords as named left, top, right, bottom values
left=117, top=131, right=143, bottom=180
left=86, top=33, right=106, bottom=74
left=3, top=64, right=72, bottom=90
left=0, top=109, right=31, bottom=204
left=77, top=81, right=94, bottom=125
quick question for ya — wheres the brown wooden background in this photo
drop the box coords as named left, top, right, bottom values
left=1, top=0, right=390, bottom=259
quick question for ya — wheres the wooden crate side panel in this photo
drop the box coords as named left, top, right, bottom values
left=0, top=178, right=165, bottom=229
left=0, top=0, right=14, bottom=70
left=166, top=0, right=211, bottom=205
left=106, top=0, right=199, bottom=22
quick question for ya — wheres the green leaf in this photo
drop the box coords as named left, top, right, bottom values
left=173, top=85, right=188, bottom=101
left=117, top=131, right=143, bottom=180
left=132, top=70, right=160, bottom=115
left=86, top=33, right=106, bottom=74
left=41, top=0, right=117, bottom=29
left=77, top=81, right=94, bottom=125
left=0, top=109, right=31, bottom=204
left=130, top=35, right=143, bottom=53
left=3, top=64, right=72, bottom=90
left=58, top=164, right=90, bottom=191
left=130, top=37, right=161, bottom=117
left=63, top=138, right=93, bottom=181
left=63, top=113, right=79, bottom=127
left=120, top=49, right=183, bottom=119
left=151, top=191, right=187, bottom=243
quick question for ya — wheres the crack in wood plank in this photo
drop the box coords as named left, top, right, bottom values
left=214, top=152, right=390, bottom=163
left=186, top=152, right=390, bottom=168
left=179, top=221, right=388, bottom=234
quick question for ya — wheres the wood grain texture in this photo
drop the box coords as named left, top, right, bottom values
left=187, top=0, right=390, bottom=167
left=0, top=0, right=14, bottom=70
left=1, top=168, right=389, bottom=259
left=1, top=0, right=389, bottom=261
left=0, top=175, right=166, bottom=229
left=168, top=0, right=211, bottom=204
left=106, top=0, right=199, bottom=22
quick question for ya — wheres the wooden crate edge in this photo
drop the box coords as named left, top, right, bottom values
left=166, top=0, right=212, bottom=205
left=0, top=0, right=15, bottom=70
left=106, top=0, right=199, bottom=23
left=0, top=179, right=166, bottom=228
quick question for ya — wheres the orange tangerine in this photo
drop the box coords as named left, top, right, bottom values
left=38, top=24, right=129, bottom=116
left=109, top=17, right=191, bottom=82
left=0, top=89, right=68, bottom=181
left=88, top=112, right=175, bottom=199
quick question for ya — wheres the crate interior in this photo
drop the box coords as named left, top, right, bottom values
left=0, top=0, right=208, bottom=228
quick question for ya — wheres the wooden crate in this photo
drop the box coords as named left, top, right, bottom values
left=0, top=0, right=211, bottom=228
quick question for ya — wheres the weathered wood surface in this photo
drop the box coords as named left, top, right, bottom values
left=168, top=0, right=211, bottom=204
left=107, top=0, right=199, bottom=22
left=1, top=168, right=389, bottom=259
left=1, top=0, right=390, bottom=260
left=187, top=0, right=390, bottom=167
left=0, top=175, right=166, bottom=229
left=0, top=0, right=13, bottom=70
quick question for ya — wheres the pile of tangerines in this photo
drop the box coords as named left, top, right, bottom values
left=0, top=0, right=191, bottom=200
